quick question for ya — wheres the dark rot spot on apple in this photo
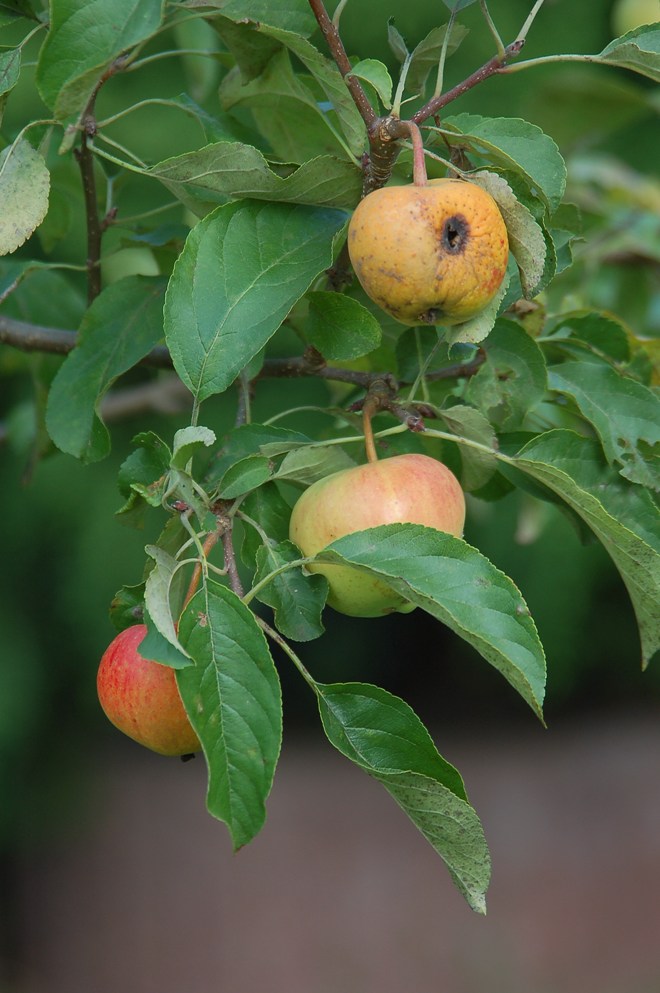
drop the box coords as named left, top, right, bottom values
left=418, top=308, right=442, bottom=324
left=441, top=214, right=469, bottom=254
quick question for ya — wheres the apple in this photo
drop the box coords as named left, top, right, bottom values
left=97, top=624, right=200, bottom=756
left=289, top=453, right=465, bottom=617
left=611, top=0, right=659, bottom=36
left=347, top=177, right=509, bottom=326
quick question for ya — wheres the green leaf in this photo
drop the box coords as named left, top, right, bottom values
left=548, top=359, right=660, bottom=489
left=466, top=319, right=547, bottom=430
left=217, top=454, right=273, bottom=499
left=143, top=544, right=192, bottom=665
left=0, top=136, right=50, bottom=256
left=597, top=24, right=660, bottom=83
left=316, top=681, right=490, bottom=913
left=387, top=20, right=409, bottom=63
left=149, top=142, right=361, bottom=213
left=36, top=0, right=165, bottom=119
left=204, top=423, right=310, bottom=485
left=46, top=277, right=166, bottom=461
left=511, top=430, right=660, bottom=667
left=545, top=311, right=631, bottom=365
left=471, top=171, right=546, bottom=298
left=441, top=0, right=479, bottom=9
left=116, top=430, right=172, bottom=518
left=177, top=580, right=283, bottom=849
left=444, top=268, right=510, bottom=346
left=305, top=291, right=382, bottom=360
left=274, top=444, right=357, bottom=486
left=251, top=23, right=366, bottom=158
left=348, top=59, right=393, bottom=108
left=171, top=425, right=216, bottom=470
left=139, top=609, right=191, bottom=669
left=406, top=23, right=469, bottom=94
left=253, top=539, right=327, bottom=641
left=239, top=482, right=293, bottom=567
left=198, top=0, right=316, bottom=37
left=109, top=582, right=145, bottom=632
left=316, top=525, right=546, bottom=718
left=0, top=46, right=20, bottom=99
left=164, top=200, right=346, bottom=404
left=219, top=48, right=353, bottom=163
left=440, top=115, right=567, bottom=213
left=437, top=405, right=498, bottom=491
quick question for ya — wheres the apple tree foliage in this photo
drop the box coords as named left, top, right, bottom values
left=1, top=0, right=659, bottom=913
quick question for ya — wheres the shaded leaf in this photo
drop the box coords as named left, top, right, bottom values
left=548, top=359, right=660, bottom=489
left=219, top=48, right=353, bottom=163
left=205, top=423, right=310, bottom=485
left=437, top=405, right=498, bottom=491
left=511, top=430, right=660, bottom=667
left=217, top=455, right=273, bottom=499
left=0, top=46, right=20, bottom=99
left=46, top=277, right=166, bottom=461
left=466, top=319, right=547, bottom=430
left=177, top=581, right=283, bottom=849
left=306, top=291, right=382, bottom=360
left=143, top=545, right=192, bottom=665
left=116, top=430, right=172, bottom=518
left=407, top=23, right=470, bottom=94
left=254, top=22, right=366, bottom=157
left=253, top=539, right=327, bottom=641
left=387, top=20, right=409, bottom=63
left=545, top=311, right=631, bottom=365
left=199, top=0, right=316, bottom=37
left=239, top=482, right=293, bottom=567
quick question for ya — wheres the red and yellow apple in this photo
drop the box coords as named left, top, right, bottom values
left=289, top=453, right=465, bottom=617
left=97, top=624, right=200, bottom=756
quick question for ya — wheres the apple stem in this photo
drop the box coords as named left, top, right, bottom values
left=363, top=406, right=379, bottom=463
left=406, top=121, right=428, bottom=187
left=182, top=528, right=222, bottom=609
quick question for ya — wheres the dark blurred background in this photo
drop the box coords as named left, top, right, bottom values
left=1, top=0, right=659, bottom=990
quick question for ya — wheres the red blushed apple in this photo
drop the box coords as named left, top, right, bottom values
left=97, top=624, right=200, bottom=756
left=289, top=453, right=466, bottom=617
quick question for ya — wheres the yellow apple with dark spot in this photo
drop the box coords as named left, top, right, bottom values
left=347, top=178, right=509, bottom=326
left=289, top=453, right=465, bottom=617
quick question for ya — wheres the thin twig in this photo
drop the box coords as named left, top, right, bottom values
left=72, top=58, right=128, bottom=303
left=75, top=116, right=104, bottom=304
left=307, top=0, right=377, bottom=129
left=412, top=40, right=524, bottom=125
left=0, top=316, right=173, bottom=368
left=222, top=528, right=244, bottom=598
left=0, top=316, right=486, bottom=387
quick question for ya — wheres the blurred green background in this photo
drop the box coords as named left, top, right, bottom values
left=0, top=4, right=658, bottom=983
